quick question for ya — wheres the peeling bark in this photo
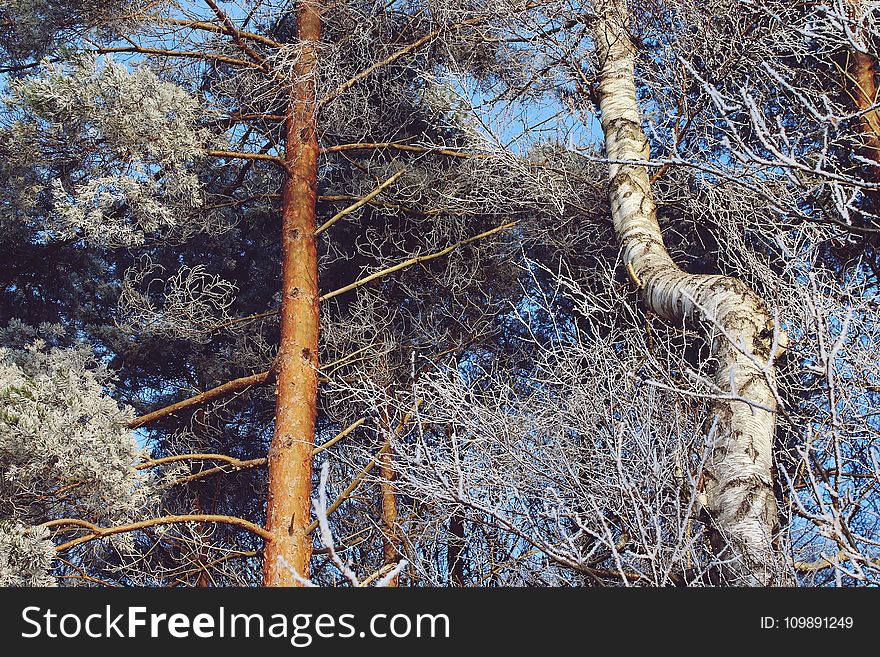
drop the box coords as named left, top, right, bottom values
left=594, top=0, right=786, bottom=585
left=263, top=2, right=321, bottom=587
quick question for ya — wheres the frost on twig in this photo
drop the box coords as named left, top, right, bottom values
left=276, top=462, right=408, bottom=588
left=118, top=257, right=238, bottom=343
left=0, top=320, right=154, bottom=584
left=4, top=55, right=218, bottom=246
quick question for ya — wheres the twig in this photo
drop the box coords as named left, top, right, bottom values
left=315, top=169, right=406, bottom=236
left=128, top=370, right=273, bottom=429
left=43, top=515, right=273, bottom=552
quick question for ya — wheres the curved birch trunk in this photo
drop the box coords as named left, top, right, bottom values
left=594, top=0, right=786, bottom=585
left=263, top=2, right=321, bottom=587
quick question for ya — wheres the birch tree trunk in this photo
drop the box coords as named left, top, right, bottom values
left=594, top=0, right=787, bottom=585
left=263, top=2, right=321, bottom=587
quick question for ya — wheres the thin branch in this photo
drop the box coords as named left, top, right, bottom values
left=136, top=453, right=263, bottom=470
left=306, top=405, right=419, bottom=534
left=164, top=550, right=259, bottom=583
left=320, top=142, right=492, bottom=159
left=56, top=557, right=120, bottom=587
left=228, top=112, right=287, bottom=122
left=128, top=370, right=272, bottom=429
left=317, top=14, right=506, bottom=108
left=212, top=309, right=279, bottom=331
left=320, top=195, right=438, bottom=217
left=318, top=29, right=445, bottom=108
left=305, top=446, right=389, bottom=536
left=156, top=16, right=283, bottom=49
left=214, top=223, right=515, bottom=329
left=160, top=458, right=267, bottom=487
left=145, top=419, right=367, bottom=487
left=320, top=222, right=516, bottom=302
left=0, top=60, right=45, bottom=74
left=203, top=0, right=270, bottom=68
left=312, top=418, right=366, bottom=456
left=315, top=169, right=406, bottom=236
left=793, top=551, right=880, bottom=573
left=91, top=46, right=261, bottom=70
left=43, top=515, right=273, bottom=552
left=206, top=149, right=286, bottom=166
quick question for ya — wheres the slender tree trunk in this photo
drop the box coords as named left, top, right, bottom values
left=192, top=408, right=212, bottom=587
left=845, top=0, right=880, bottom=180
left=192, top=486, right=211, bottom=587
left=379, top=446, right=399, bottom=585
left=850, top=50, right=880, bottom=169
left=448, top=512, right=465, bottom=587
left=378, top=405, right=399, bottom=586
left=594, top=0, right=786, bottom=585
left=263, top=2, right=321, bottom=587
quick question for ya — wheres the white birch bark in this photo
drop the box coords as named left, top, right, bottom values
left=594, top=0, right=787, bottom=585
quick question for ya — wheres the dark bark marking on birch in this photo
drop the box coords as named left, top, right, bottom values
left=595, top=0, right=786, bottom=585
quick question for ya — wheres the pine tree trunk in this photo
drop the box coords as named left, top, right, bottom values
left=594, top=0, right=786, bottom=585
left=845, top=0, right=880, bottom=180
left=379, top=446, right=399, bottom=586
left=448, top=512, right=465, bottom=587
left=850, top=50, right=880, bottom=170
left=379, top=405, right=399, bottom=586
left=263, top=2, right=321, bottom=587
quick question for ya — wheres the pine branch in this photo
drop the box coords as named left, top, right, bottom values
left=206, top=149, right=286, bottom=166
left=92, top=46, right=261, bottom=69
left=319, top=195, right=438, bottom=217
left=213, top=222, right=516, bottom=331
left=43, top=515, right=273, bottom=552
left=317, top=15, right=492, bottom=109
left=305, top=405, right=420, bottom=534
left=156, top=16, right=283, bottom=49
left=320, top=221, right=517, bottom=302
left=315, top=169, right=406, bottom=235
left=136, top=453, right=264, bottom=470
left=127, top=370, right=273, bottom=429
left=138, top=419, right=367, bottom=487
left=320, top=141, right=492, bottom=159
left=203, top=0, right=270, bottom=69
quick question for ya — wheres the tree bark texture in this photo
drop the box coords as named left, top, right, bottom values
left=845, top=0, right=880, bottom=181
left=263, top=1, right=321, bottom=587
left=379, top=445, right=399, bottom=586
left=378, top=403, right=399, bottom=586
left=594, top=0, right=786, bottom=585
left=448, top=512, right=465, bottom=587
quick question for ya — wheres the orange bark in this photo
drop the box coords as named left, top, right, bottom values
left=845, top=1, right=880, bottom=180
left=379, top=447, right=399, bottom=586
left=263, top=2, right=321, bottom=587
left=849, top=48, right=880, bottom=180
left=128, top=370, right=271, bottom=429
left=378, top=406, right=399, bottom=586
